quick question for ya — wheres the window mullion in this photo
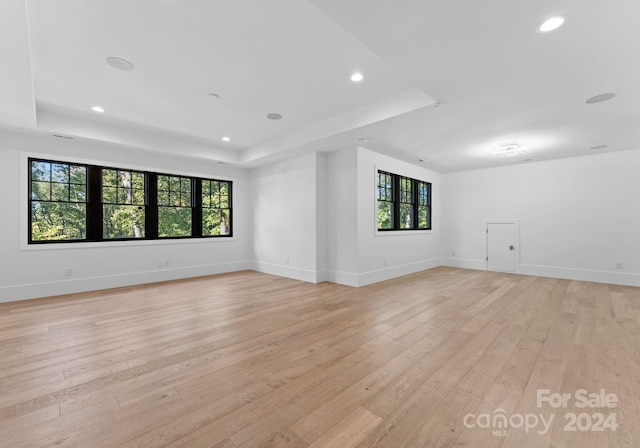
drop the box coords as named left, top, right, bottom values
left=393, top=174, right=400, bottom=230
left=428, top=182, right=432, bottom=230
left=86, top=165, right=102, bottom=241
left=146, top=172, right=158, bottom=239
left=412, top=179, right=418, bottom=229
left=193, top=178, right=202, bottom=237
left=227, top=182, right=233, bottom=237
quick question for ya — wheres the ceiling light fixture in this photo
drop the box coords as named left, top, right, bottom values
left=537, top=16, right=566, bottom=33
left=585, top=93, right=616, bottom=104
left=106, top=57, right=135, bottom=71
left=222, top=136, right=230, bottom=142
left=350, top=72, right=364, bottom=82
left=266, top=113, right=283, bottom=120
left=91, top=106, right=105, bottom=113
left=496, top=144, right=525, bottom=157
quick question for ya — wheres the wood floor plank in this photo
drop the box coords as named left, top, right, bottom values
left=305, top=407, right=382, bottom=448
left=0, top=267, right=638, bottom=447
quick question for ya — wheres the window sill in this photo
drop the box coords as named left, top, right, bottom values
left=374, top=229, right=433, bottom=237
left=20, top=236, right=237, bottom=251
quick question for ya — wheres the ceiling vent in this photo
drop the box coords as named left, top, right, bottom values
left=106, top=57, right=135, bottom=71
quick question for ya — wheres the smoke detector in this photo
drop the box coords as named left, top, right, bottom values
left=496, top=144, right=525, bottom=157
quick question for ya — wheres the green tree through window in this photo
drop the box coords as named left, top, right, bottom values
left=417, top=181, right=430, bottom=229
left=28, top=158, right=233, bottom=243
left=30, top=161, right=87, bottom=241
left=376, top=170, right=431, bottom=231
left=377, top=171, right=393, bottom=230
left=157, top=175, right=192, bottom=237
left=103, top=169, right=146, bottom=239
left=202, top=180, right=231, bottom=236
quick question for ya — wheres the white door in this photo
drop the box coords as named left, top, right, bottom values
left=487, top=223, right=516, bottom=272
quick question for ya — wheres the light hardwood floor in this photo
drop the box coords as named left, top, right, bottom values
left=1, top=267, right=639, bottom=447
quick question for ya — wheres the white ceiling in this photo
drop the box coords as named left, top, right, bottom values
left=2, top=0, right=639, bottom=171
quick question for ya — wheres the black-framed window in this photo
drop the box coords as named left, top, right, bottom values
left=417, top=180, right=431, bottom=230
left=157, top=175, right=192, bottom=238
left=376, top=170, right=431, bottom=231
left=102, top=168, right=146, bottom=239
left=28, top=158, right=233, bottom=243
left=201, top=179, right=231, bottom=236
left=399, top=176, right=414, bottom=229
left=377, top=171, right=394, bottom=230
left=30, top=160, right=87, bottom=241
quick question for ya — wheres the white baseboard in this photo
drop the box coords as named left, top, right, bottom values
left=251, top=261, right=321, bottom=284
left=6, top=258, right=638, bottom=304
left=517, top=263, right=640, bottom=287
left=326, top=258, right=441, bottom=287
left=0, top=260, right=253, bottom=303
left=315, top=269, right=330, bottom=283
left=440, top=257, right=487, bottom=271
left=356, top=258, right=441, bottom=287
left=441, top=257, right=640, bottom=287
left=326, top=270, right=359, bottom=287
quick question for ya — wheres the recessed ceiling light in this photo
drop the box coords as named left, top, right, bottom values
left=589, top=144, right=608, bottom=150
left=350, top=72, right=364, bottom=82
left=106, top=57, right=135, bottom=71
left=537, top=16, right=566, bottom=33
left=91, top=106, right=105, bottom=113
left=222, top=136, right=230, bottom=142
left=585, top=93, right=616, bottom=104
left=266, top=113, right=283, bottom=120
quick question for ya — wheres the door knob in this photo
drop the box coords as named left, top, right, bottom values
left=509, top=245, right=514, bottom=251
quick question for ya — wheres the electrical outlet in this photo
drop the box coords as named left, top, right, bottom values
left=285, top=258, right=290, bottom=265
left=616, top=263, right=623, bottom=270
left=383, top=259, right=388, bottom=266
left=65, top=268, right=73, bottom=277
left=164, top=260, right=170, bottom=267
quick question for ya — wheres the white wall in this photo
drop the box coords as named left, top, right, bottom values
left=252, top=147, right=443, bottom=287
left=251, top=152, right=323, bottom=282
left=354, top=147, right=442, bottom=285
left=442, top=149, right=640, bottom=286
left=0, top=128, right=252, bottom=302
left=324, top=147, right=442, bottom=286
left=326, top=148, right=359, bottom=284
left=316, top=152, right=329, bottom=279
left=7, top=123, right=638, bottom=302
